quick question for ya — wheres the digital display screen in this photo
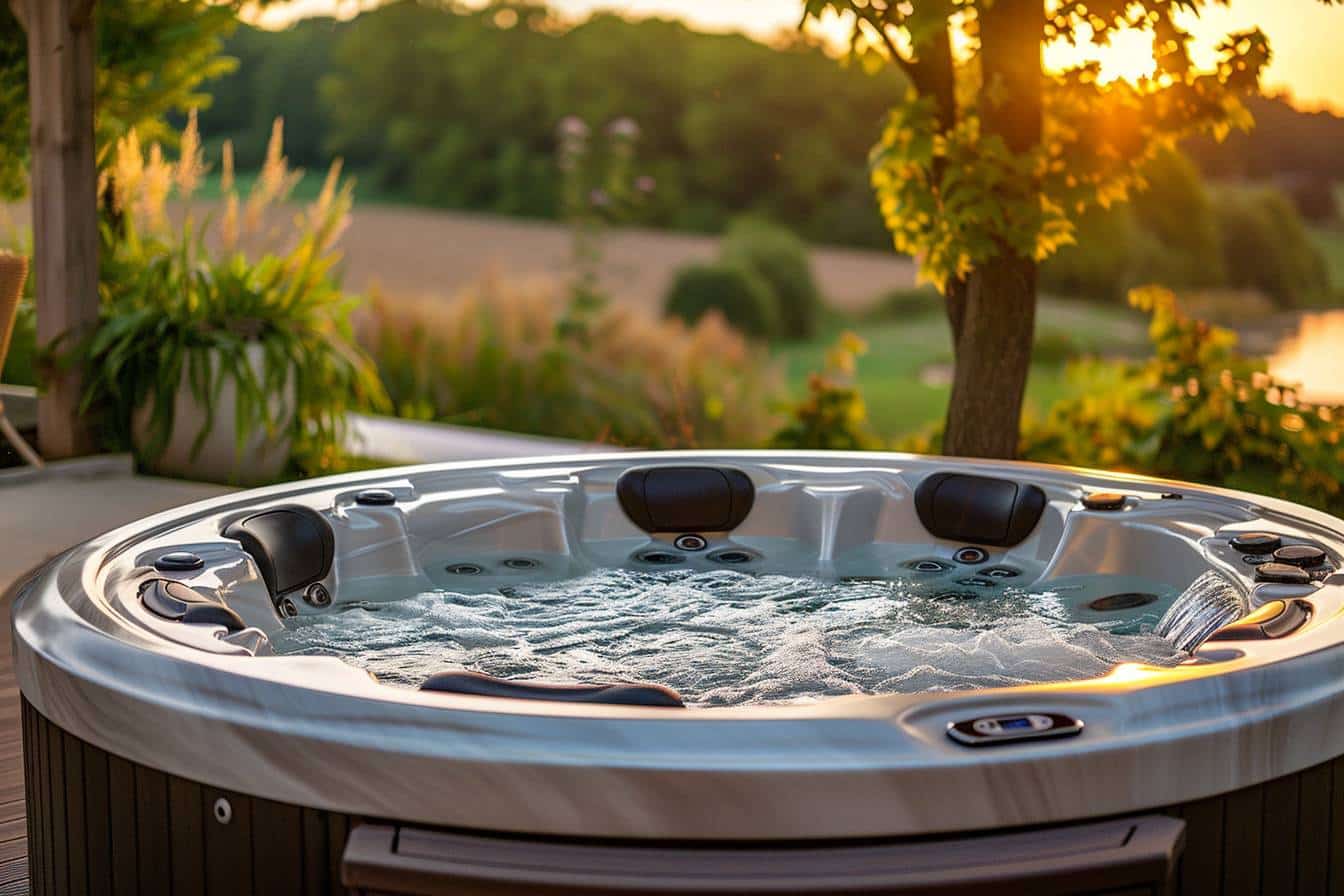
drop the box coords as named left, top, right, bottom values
left=999, top=717, right=1033, bottom=730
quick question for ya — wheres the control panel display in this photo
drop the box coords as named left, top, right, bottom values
left=947, top=713, right=1083, bottom=746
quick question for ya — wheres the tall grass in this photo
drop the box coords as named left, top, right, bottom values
left=84, top=114, right=386, bottom=476
left=359, top=273, right=783, bottom=448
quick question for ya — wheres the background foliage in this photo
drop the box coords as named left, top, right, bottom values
left=663, top=217, right=823, bottom=341
left=720, top=218, right=823, bottom=340
left=198, top=1, right=904, bottom=248
left=1019, top=287, right=1344, bottom=513
left=0, top=0, right=240, bottom=199
left=1042, top=149, right=1332, bottom=306
left=196, top=4, right=1344, bottom=256
left=663, top=262, right=779, bottom=341
left=359, top=275, right=783, bottom=448
left=78, top=119, right=385, bottom=477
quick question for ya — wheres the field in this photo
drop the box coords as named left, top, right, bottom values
left=0, top=197, right=915, bottom=316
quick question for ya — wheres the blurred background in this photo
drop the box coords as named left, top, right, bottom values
left=2, top=0, right=1343, bottom=505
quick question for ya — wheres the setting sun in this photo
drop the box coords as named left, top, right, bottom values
left=1043, top=25, right=1160, bottom=84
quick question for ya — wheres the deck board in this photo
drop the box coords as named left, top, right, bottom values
left=0, top=469, right=231, bottom=896
left=1, top=567, right=30, bottom=893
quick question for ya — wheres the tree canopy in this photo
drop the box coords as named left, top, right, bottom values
left=0, top=0, right=242, bottom=200
left=196, top=1, right=907, bottom=247
left=802, top=0, right=1341, bottom=458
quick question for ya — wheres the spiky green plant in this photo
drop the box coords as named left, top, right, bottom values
left=80, top=115, right=386, bottom=479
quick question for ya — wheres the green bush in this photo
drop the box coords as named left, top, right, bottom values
left=720, top=218, right=822, bottom=339
left=1042, top=150, right=1226, bottom=302
left=1128, top=149, right=1227, bottom=289
left=1041, top=204, right=1141, bottom=302
left=770, top=332, right=882, bottom=451
left=1279, top=173, right=1339, bottom=223
left=664, top=261, right=780, bottom=340
left=1019, top=286, right=1344, bottom=514
left=1214, top=186, right=1331, bottom=308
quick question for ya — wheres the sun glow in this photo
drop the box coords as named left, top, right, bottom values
left=1043, top=25, right=1161, bottom=85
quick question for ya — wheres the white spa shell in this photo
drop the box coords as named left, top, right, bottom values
left=14, top=451, right=1344, bottom=841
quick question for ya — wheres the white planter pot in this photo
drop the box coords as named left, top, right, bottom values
left=132, top=343, right=295, bottom=485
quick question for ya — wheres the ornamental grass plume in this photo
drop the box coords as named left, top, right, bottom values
left=99, top=115, right=348, bottom=262
left=174, top=110, right=207, bottom=200
left=357, top=273, right=783, bottom=448
left=86, top=114, right=384, bottom=477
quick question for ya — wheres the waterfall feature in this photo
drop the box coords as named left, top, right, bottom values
left=1156, top=570, right=1249, bottom=652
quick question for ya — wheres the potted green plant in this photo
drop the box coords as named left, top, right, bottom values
left=81, top=117, right=385, bottom=484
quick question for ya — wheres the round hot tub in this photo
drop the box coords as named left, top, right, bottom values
left=14, top=451, right=1344, bottom=894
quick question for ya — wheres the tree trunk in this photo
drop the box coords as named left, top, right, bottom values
left=942, top=256, right=1036, bottom=457
left=941, top=0, right=1043, bottom=459
left=906, top=28, right=968, bottom=349
left=944, top=276, right=968, bottom=347
left=18, top=0, right=100, bottom=459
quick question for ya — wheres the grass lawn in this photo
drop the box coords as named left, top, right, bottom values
left=773, top=297, right=1150, bottom=439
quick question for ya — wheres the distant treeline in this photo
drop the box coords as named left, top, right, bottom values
left=201, top=1, right=904, bottom=248
left=1186, top=93, right=1344, bottom=184
left=199, top=1, right=1344, bottom=251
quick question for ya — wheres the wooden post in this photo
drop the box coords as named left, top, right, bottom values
left=11, top=0, right=100, bottom=458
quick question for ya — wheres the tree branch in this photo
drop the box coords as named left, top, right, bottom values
left=855, top=12, right=919, bottom=84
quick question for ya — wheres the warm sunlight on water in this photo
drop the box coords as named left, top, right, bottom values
left=1270, top=311, right=1344, bottom=405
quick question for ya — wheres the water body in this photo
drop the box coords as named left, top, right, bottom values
left=274, top=570, right=1193, bottom=706
left=1269, top=310, right=1344, bottom=405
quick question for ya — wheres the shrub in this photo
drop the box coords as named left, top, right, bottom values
left=1019, top=286, right=1344, bottom=514
left=663, top=261, right=779, bottom=340
left=720, top=218, right=822, bottom=339
left=770, top=331, right=882, bottom=451
left=1040, top=204, right=1140, bottom=303
left=1214, top=186, right=1331, bottom=308
left=867, top=284, right=942, bottom=319
left=1128, top=149, right=1226, bottom=289
left=1042, top=150, right=1226, bottom=302
left=359, top=274, right=784, bottom=448
left=80, top=117, right=386, bottom=478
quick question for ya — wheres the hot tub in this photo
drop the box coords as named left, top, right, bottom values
left=14, top=451, right=1344, bottom=894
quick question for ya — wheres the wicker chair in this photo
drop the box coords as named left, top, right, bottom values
left=0, top=251, right=42, bottom=467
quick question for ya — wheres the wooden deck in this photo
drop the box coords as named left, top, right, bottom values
left=1, top=570, right=31, bottom=895
left=0, top=461, right=234, bottom=895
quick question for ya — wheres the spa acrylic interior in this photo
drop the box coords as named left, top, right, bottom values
left=117, top=456, right=1338, bottom=710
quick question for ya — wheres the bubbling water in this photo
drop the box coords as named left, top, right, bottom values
left=272, top=570, right=1192, bottom=706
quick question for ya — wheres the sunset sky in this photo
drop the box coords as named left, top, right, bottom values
left=252, top=0, right=1344, bottom=114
